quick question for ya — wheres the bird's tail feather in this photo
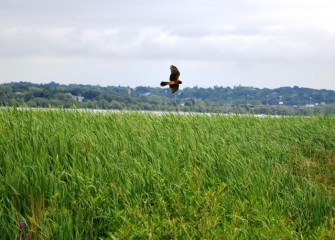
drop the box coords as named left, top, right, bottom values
left=160, top=81, right=169, bottom=86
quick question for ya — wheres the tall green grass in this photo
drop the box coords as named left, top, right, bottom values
left=0, top=108, right=334, bottom=239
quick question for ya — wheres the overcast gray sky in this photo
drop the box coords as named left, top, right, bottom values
left=0, top=0, right=334, bottom=90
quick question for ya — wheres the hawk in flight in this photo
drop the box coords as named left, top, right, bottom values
left=160, top=65, right=182, bottom=94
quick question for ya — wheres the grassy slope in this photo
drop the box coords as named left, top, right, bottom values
left=0, top=108, right=334, bottom=239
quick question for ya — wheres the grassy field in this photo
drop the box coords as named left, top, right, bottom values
left=0, top=108, right=335, bottom=239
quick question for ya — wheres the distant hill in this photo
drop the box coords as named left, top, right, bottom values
left=1, top=81, right=335, bottom=115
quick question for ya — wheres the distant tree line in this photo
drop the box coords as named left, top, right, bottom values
left=1, top=81, right=335, bottom=115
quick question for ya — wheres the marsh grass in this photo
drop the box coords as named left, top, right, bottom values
left=0, top=108, right=335, bottom=239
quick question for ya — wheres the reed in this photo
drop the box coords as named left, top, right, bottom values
left=0, top=108, right=334, bottom=239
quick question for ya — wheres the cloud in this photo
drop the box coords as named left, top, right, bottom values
left=1, top=24, right=334, bottom=63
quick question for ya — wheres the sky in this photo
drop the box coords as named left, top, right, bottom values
left=0, top=0, right=334, bottom=90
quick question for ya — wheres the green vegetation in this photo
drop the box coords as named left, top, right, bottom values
left=1, top=108, right=335, bottom=239
left=1, top=82, right=335, bottom=115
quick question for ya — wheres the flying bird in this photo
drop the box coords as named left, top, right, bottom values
left=160, top=65, right=183, bottom=94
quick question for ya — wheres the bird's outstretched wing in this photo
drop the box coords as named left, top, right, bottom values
left=169, top=65, right=180, bottom=81
left=170, top=84, right=179, bottom=94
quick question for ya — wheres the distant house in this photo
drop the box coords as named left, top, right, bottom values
left=75, top=96, right=85, bottom=102
left=128, top=87, right=133, bottom=96
left=66, top=93, right=84, bottom=102
left=139, top=92, right=150, bottom=97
